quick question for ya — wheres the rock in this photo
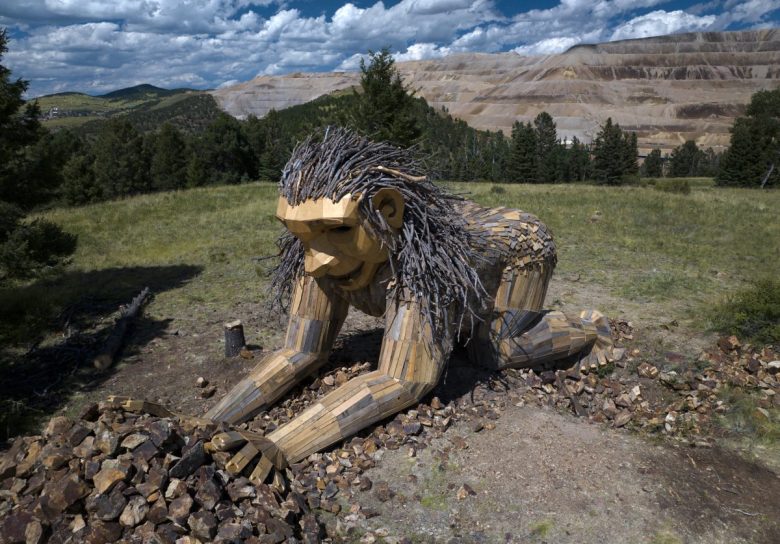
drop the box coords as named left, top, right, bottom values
left=147, top=495, right=169, bottom=524
left=402, top=422, right=422, bottom=435
left=195, top=474, right=223, bottom=510
left=168, top=494, right=193, bottom=525
left=374, top=481, right=394, bottom=502
left=44, top=416, right=73, bottom=438
left=89, top=487, right=128, bottom=521
left=93, top=459, right=132, bottom=494
left=71, top=513, right=87, bottom=532
left=169, top=441, right=205, bottom=479
left=84, top=520, right=122, bottom=544
left=718, top=335, right=740, bottom=352
left=120, top=495, right=149, bottom=527
left=15, top=441, right=43, bottom=477
left=768, top=361, right=780, bottom=375
left=322, top=376, right=335, bottom=387
left=628, top=385, right=642, bottom=403
left=637, top=362, right=659, bottom=379
left=456, top=483, right=477, bottom=500
left=602, top=398, right=618, bottom=419
left=121, top=433, right=149, bottom=450
left=175, top=537, right=203, bottom=544
left=41, top=444, right=71, bottom=470
left=217, top=521, right=253, bottom=541
left=188, top=511, right=218, bottom=541
left=430, top=397, right=443, bottom=410
left=746, top=358, right=763, bottom=374
left=24, top=519, right=45, bottom=544
left=165, top=479, right=188, bottom=499
left=359, top=476, right=373, bottom=491
left=199, top=386, right=217, bottom=399
left=41, top=473, right=90, bottom=514
left=94, top=429, right=120, bottom=457
left=226, top=477, right=255, bottom=502
left=1, top=509, right=33, bottom=543
left=335, top=371, right=349, bottom=386
left=195, top=377, right=208, bottom=388
left=149, top=420, right=174, bottom=447
left=65, top=423, right=92, bottom=447
left=614, top=411, right=632, bottom=427
left=133, top=440, right=158, bottom=462
left=78, top=403, right=100, bottom=422
left=73, top=436, right=96, bottom=459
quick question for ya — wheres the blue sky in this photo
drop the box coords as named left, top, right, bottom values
left=1, top=0, right=778, bottom=97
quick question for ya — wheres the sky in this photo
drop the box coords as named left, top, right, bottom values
left=1, top=0, right=778, bottom=97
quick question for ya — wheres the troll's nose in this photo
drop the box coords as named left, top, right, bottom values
left=304, top=249, right=336, bottom=277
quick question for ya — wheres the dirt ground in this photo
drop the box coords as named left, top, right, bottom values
left=49, top=277, right=779, bottom=544
left=349, top=404, right=779, bottom=543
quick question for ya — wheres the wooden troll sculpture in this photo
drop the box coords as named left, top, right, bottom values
left=204, top=127, right=613, bottom=484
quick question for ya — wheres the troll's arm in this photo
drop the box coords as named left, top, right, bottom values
left=265, top=292, right=451, bottom=464
left=206, top=275, right=349, bottom=424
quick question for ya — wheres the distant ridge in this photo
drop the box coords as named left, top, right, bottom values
left=99, top=83, right=195, bottom=100
left=211, top=29, right=780, bottom=152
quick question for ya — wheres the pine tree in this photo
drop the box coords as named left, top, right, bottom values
left=350, top=48, right=420, bottom=147
left=641, top=149, right=663, bottom=177
left=93, top=118, right=150, bottom=197
left=717, top=89, right=780, bottom=187
left=507, top=121, right=537, bottom=182
left=568, top=136, right=591, bottom=181
left=668, top=140, right=705, bottom=177
left=61, top=152, right=100, bottom=205
left=0, top=28, right=76, bottom=281
left=592, top=118, right=637, bottom=184
left=150, top=123, right=189, bottom=191
left=533, top=112, right=558, bottom=183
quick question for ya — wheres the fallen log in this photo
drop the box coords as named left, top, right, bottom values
left=93, top=287, right=151, bottom=370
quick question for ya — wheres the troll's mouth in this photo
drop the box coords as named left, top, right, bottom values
left=328, top=262, right=364, bottom=282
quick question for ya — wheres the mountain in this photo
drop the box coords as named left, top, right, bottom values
left=211, top=29, right=780, bottom=153
left=98, top=83, right=194, bottom=100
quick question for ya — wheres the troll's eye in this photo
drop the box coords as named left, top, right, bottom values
left=331, top=226, right=352, bottom=233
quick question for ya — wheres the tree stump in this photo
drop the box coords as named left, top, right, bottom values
left=224, top=320, right=246, bottom=358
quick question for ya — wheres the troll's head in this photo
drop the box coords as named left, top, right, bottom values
left=271, top=127, right=492, bottom=341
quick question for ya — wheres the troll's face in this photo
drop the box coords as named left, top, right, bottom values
left=275, top=188, right=404, bottom=291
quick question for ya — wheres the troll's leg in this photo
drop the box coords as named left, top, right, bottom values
left=468, top=264, right=613, bottom=371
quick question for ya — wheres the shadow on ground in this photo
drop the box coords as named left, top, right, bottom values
left=0, top=264, right=202, bottom=443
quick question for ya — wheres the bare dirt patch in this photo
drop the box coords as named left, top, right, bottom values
left=348, top=404, right=779, bottom=543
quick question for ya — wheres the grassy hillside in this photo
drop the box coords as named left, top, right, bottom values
left=36, top=84, right=223, bottom=133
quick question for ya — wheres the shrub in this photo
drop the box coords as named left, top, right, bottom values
left=654, top=178, right=691, bottom=195
left=710, top=278, right=780, bottom=344
left=490, top=185, right=506, bottom=194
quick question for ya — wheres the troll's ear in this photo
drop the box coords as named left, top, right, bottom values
left=371, top=188, right=405, bottom=229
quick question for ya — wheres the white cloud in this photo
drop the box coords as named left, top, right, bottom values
left=394, top=42, right=451, bottom=61
left=513, top=36, right=581, bottom=56
left=1, top=0, right=778, bottom=97
left=610, top=10, right=717, bottom=41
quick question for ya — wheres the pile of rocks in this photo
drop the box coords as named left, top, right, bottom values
left=0, top=400, right=321, bottom=544
left=504, top=332, right=779, bottom=441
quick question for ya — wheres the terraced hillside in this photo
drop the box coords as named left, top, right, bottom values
left=212, top=29, right=780, bottom=153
